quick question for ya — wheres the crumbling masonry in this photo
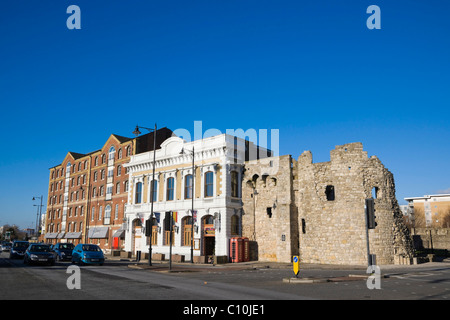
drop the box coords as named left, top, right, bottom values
left=242, top=142, right=414, bottom=265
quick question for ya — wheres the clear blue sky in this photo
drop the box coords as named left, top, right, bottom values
left=1, top=0, right=449, bottom=229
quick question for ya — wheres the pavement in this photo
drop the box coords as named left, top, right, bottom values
left=105, top=254, right=450, bottom=283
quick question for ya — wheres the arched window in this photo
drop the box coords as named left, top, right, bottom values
left=204, top=171, right=214, bottom=197
left=118, top=148, right=122, bottom=159
left=135, top=182, right=143, bottom=204
left=117, top=165, right=122, bottom=176
left=167, top=177, right=174, bottom=201
left=182, top=216, right=193, bottom=246
left=184, top=174, right=193, bottom=199
left=104, top=205, right=111, bottom=225
left=108, top=146, right=116, bottom=160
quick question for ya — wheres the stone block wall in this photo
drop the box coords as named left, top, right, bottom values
left=242, top=142, right=414, bottom=265
left=242, top=155, right=298, bottom=262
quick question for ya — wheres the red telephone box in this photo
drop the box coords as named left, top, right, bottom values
left=242, top=237, right=249, bottom=262
left=230, top=237, right=250, bottom=263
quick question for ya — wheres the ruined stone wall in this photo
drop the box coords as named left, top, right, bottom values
left=241, top=155, right=298, bottom=263
left=297, top=143, right=413, bottom=265
left=242, top=142, right=414, bottom=265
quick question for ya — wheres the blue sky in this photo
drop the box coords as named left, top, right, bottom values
left=0, top=0, right=449, bottom=229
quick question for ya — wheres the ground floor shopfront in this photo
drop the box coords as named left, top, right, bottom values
left=124, top=205, right=240, bottom=262
left=43, top=226, right=126, bottom=254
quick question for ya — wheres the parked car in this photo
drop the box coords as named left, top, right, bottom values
left=1, top=242, right=12, bottom=252
left=24, top=244, right=55, bottom=266
left=72, top=244, right=104, bottom=265
left=52, top=243, right=75, bottom=261
left=9, top=241, right=30, bottom=259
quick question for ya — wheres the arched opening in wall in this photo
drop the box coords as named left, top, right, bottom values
left=269, top=177, right=277, bottom=187
left=202, top=215, right=215, bottom=256
left=262, top=174, right=269, bottom=186
left=131, top=218, right=142, bottom=256
left=251, top=174, right=259, bottom=187
left=372, top=187, right=379, bottom=199
left=325, top=185, right=335, bottom=201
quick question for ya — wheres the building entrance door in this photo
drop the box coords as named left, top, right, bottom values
left=204, top=237, right=215, bottom=256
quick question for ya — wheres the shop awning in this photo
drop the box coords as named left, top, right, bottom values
left=65, top=232, right=82, bottom=239
left=112, top=229, right=125, bottom=238
left=44, top=232, right=59, bottom=239
left=57, top=233, right=65, bottom=239
left=88, top=227, right=109, bottom=239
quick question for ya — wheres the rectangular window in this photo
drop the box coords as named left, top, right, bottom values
left=151, top=180, right=158, bottom=202
left=204, top=171, right=214, bottom=197
left=231, top=171, right=238, bottom=198
left=167, top=178, right=174, bottom=201
left=185, top=175, right=193, bottom=199
left=135, top=182, right=142, bottom=204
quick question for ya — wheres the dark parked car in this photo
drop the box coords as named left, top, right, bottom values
left=9, top=241, right=29, bottom=259
left=1, top=242, right=12, bottom=252
left=52, top=243, right=75, bottom=261
left=24, top=244, right=55, bottom=266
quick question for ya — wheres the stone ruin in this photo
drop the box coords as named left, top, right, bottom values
left=241, top=142, right=414, bottom=265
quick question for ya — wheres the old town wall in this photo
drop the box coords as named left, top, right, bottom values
left=242, top=142, right=414, bottom=265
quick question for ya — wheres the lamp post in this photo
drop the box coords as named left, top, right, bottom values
left=180, top=146, right=195, bottom=263
left=133, top=124, right=157, bottom=266
left=32, top=196, right=43, bottom=239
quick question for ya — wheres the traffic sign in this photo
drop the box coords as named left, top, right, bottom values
left=293, top=256, right=299, bottom=277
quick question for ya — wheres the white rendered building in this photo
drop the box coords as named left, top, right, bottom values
left=123, top=134, right=270, bottom=261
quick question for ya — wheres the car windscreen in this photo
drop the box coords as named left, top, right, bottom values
left=29, top=245, right=51, bottom=252
left=13, top=242, right=29, bottom=249
left=81, top=245, right=101, bottom=252
left=59, top=244, right=74, bottom=250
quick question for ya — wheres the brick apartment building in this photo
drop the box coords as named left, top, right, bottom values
left=43, top=128, right=173, bottom=252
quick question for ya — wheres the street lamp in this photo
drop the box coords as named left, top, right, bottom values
left=180, top=146, right=195, bottom=263
left=133, top=124, right=157, bottom=266
left=32, top=196, right=43, bottom=238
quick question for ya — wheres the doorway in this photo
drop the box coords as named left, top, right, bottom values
left=204, top=237, right=215, bottom=256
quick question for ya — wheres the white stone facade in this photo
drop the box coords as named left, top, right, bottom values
left=124, top=134, right=269, bottom=261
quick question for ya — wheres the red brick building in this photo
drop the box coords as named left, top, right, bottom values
left=43, top=128, right=172, bottom=252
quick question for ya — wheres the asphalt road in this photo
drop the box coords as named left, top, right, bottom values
left=1, top=251, right=450, bottom=302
